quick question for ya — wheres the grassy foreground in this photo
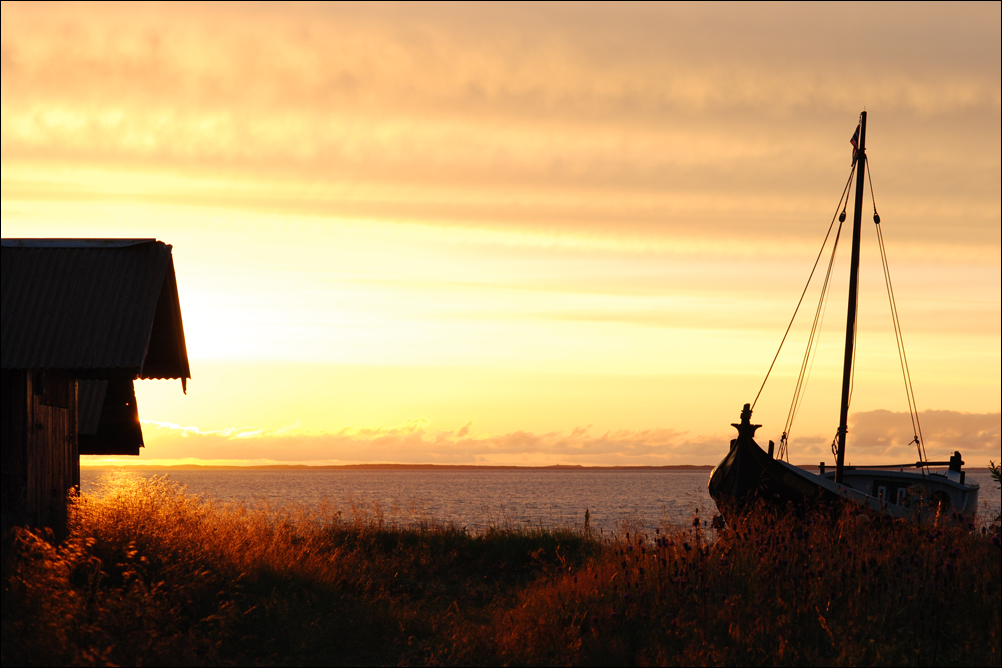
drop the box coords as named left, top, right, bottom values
left=2, top=476, right=999, bottom=666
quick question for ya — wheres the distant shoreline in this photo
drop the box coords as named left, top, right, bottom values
left=81, top=463, right=719, bottom=471
left=79, top=463, right=970, bottom=473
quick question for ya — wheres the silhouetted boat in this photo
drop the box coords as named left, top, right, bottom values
left=709, top=112, right=979, bottom=522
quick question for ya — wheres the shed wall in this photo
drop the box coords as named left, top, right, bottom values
left=28, top=371, right=79, bottom=532
left=1, top=370, right=78, bottom=532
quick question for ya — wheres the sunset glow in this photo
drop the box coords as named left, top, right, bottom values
left=3, top=2, right=998, bottom=467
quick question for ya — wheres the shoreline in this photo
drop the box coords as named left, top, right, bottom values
left=79, top=463, right=968, bottom=472
left=80, top=463, right=719, bottom=471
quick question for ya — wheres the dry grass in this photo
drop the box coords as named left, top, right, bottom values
left=2, top=475, right=999, bottom=666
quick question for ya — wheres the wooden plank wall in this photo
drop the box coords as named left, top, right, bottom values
left=24, top=371, right=78, bottom=533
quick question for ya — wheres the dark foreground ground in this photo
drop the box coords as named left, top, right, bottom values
left=2, top=476, right=1000, bottom=666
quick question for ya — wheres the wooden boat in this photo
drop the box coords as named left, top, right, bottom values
left=708, top=112, right=980, bottom=522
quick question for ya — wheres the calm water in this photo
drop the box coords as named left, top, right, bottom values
left=81, top=468, right=717, bottom=534
left=80, top=468, right=1001, bottom=534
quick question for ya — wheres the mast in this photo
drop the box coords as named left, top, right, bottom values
left=835, top=111, right=867, bottom=484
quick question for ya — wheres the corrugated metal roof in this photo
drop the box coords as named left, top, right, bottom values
left=78, top=378, right=144, bottom=455
left=2, top=239, right=156, bottom=249
left=78, top=379, right=108, bottom=435
left=1, top=239, right=190, bottom=380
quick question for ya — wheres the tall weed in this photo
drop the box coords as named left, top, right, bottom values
left=2, top=475, right=999, bottom=666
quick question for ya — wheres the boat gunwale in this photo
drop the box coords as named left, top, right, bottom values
left=770, top=457, right=932, bottom=521
left=822, top=467, right=980, bottom=493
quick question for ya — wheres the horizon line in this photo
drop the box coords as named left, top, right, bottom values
left=81, top=462, right=722, bottom=470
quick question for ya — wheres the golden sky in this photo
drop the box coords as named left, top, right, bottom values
left=3, top=2, right=999, bottom=466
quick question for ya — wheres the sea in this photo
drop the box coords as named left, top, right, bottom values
left=80, top=467, right=1001, bottom=535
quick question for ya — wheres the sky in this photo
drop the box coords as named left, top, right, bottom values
left=2, top=2, right=999, bottom=467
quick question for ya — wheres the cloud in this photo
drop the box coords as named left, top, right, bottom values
left=849, top=409, right=1001, bottom=458
left=780, top=410, right=1000, bottom=464
left=126, top=409, right=1000, bottom=468
left=135, top=419, right=719, bottom=466
left=2, top=3, right=998, bottom=246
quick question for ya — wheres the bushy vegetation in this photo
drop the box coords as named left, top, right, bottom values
left=2, top=475, right=999, bottom=666
left=990, top=460, right=1001, bottom=528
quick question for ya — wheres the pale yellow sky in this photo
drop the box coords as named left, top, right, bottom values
left=2, top=2, right=999, bottom=466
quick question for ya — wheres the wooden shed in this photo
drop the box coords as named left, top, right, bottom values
left=1, top=239, right=190, bottom=533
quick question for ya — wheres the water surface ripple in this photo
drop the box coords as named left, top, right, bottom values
left=81, top=468, right=1000, bottom=534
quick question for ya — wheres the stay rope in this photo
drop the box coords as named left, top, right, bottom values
left=866, top=156, right=928, bottom=470
left=751, top=164, right=857, bottom=412
left=752, top=156, right=927, bottom=467
left=779, top=200, right=846, bottom=460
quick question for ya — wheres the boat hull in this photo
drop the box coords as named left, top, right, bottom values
left=826, top=468, right=979, bottom=517
left=708, top=430, right=840, bottom=518
left=708, top=429, right=981, bottom=523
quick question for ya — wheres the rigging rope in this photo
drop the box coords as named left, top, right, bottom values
left=751, top=163, right=857, bottom=410
left=781, top=207, right=845, bottom=456
left=866, top=155, right=928, bottom=471
left=757, top=154, right=928, bottom=469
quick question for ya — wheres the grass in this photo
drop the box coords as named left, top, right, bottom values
left=2, top=475, right=999, bottom=666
